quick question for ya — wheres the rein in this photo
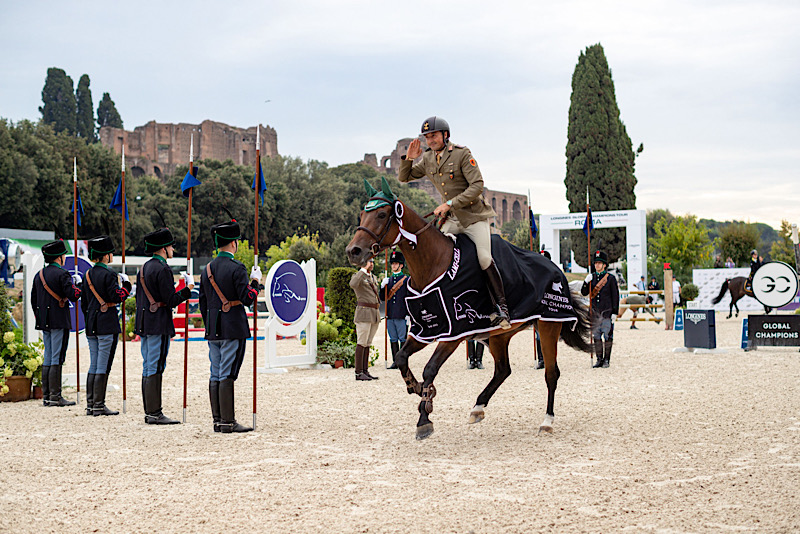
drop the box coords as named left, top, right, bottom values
left=356, top=197, right=445, bottom=255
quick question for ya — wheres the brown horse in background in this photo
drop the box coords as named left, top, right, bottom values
left=345, top=179, right=592, bottom=440
left=711, top=276, right=772, bottom=318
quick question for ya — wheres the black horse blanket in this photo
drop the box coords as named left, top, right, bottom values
left=405, top=235, right=578, bottom=343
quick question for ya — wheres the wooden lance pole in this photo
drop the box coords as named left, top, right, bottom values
left=183, top=135, right=195, bottom=423
left=121, top=146, right=128, bottom=413
left=73, top=158, right=81, bottom=405
left=384, top=248, right=389, bottom=368
left=586, top=186, right=593, bottom=366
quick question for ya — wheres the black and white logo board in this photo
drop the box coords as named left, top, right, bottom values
left=752, top=261, right=799, bottom=309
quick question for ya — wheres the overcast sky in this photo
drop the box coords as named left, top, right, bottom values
left=1, top=0, right=798, bottom=229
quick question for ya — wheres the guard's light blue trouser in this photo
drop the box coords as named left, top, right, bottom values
left=140, top=334, right=170, bottom=377
left=87, top=334, right=117, bottom=374
left=208, top=339, right=247, bottom=382
left=42, top=329, right=69, bottom=366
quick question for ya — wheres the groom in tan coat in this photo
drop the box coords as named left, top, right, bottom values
left=349, top=258, right=380, bottom=381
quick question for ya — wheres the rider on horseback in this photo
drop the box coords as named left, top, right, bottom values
left=399, top=116, right=510, bottom=329
left=745, top=249, right=763, bottom=293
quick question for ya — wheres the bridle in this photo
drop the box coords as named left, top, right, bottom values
left=356, top=197, right=444, bottom=256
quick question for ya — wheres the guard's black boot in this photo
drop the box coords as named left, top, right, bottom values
left=602, top=340, right=612, bottom=368
left=473, top=342, right=485, bottom=369
left=49, top=365, right=76, bottom=406
left=209, top=380, right=221, bottom=432
left=484, top=261, right=511, bottom=329
left=388, top=342, right=399, bottom=369
left=144, top=374, right=179, bottom=425
left=218, top=378, right=253, bottom=433
left=41, top=365, right=51, bottom=406
left=93, top=374, right=119, bottom=416
left=467, top=342, right=477, bottom=369
left=535, top=334, right=544, bottom=369
left=141, top=376, right=149, bottom=416
left=85, top=373, right=96, bottom=415
left=592, top=341, right=605, bottom=368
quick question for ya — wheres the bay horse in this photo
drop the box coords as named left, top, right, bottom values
left=711, top=276, right=772, bottom=319
left=345, top=178, right=592, bottom=440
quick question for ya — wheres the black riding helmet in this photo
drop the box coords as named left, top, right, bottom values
left=421, top=116, right=450, bottom=140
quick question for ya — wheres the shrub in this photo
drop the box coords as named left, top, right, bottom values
left=326, top=267, right=357, bottom=333
left=681, top=283, right=700, bottom=302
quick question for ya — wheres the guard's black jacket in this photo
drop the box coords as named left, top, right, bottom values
left=379, top=272, right=409, bottom=320
left=134, top=256, right=191, bottom=337
left=81, top=263, right=132, bottom=336
left=31, top=263, right=82, bottom=331
left=581, top=271, right=620, bottom=318
left=199, top=253, right=260, bottom=340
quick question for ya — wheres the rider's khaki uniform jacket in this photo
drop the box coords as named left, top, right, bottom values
left=398, top=141, right=496, bottom=228
left=350, top=269, right=380, bottom=323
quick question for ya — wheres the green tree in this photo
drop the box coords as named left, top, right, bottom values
left=769, top=220, right=796, bottom=266
left=97, top=92, right=123, bottom=129
left=649, top=215, right=713, bottom=282
left=39, top=67, right=77, bottom=135
left=500, top=218, right=536, bottom=250
left=75, top=74, right=96, bottom=142
left=715, top=223, right=760, bottom=267
left=565, top=43, right=637, bottom=267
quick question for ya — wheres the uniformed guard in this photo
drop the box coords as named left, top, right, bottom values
left=81, top=235, right=131, bottom=416
left=134, top=225, right=193, bottom=424
left=580, top=250, right=620, bottom=368
left=379, top=250, right=409, bottom=369
left=31, top=239, right=81, bottom=407
left=399, top=116, right=510, bottom=328
left=350, top=258, right=380, bottom=381
left=199, top=216, right=262, bottom=433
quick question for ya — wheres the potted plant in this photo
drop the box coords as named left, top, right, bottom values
left=0, top=330, right=44, bottom=402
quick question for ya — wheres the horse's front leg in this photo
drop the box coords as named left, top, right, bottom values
left=469, top=332, right=516, bottom=425
left=396, top=337, right=427, bottom=396
left=537, top=321, right=562, bottom=434
left=416, top=341, right=460, bottom=440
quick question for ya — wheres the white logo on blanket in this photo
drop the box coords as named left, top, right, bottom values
left=552, top=281, right=563, bottom=293
left=447, top=248, right=461, bottom=280
left=453, top=290, right=492, bottom=324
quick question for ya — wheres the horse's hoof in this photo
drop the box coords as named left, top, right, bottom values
left=415, top=423, right=434, bottom=440
left=538, top=414, right=554, bottom=434
left=468, top=405, right=485, bottom=424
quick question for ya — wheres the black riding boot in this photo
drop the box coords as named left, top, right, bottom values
left=85, top=373, right=96, bottom=415
left=218, top=378, right=253, bottom=433
left=141, top=376, right=148, bottom=415
left=49, top=365, right=76, bottom=406
left=388, top=341, right=399, bottom=369
left=355, top=345, right=371, bottom=381
left=484, top=261, right=511, bottom=329
left=209, top=380, right=221, bottom=432
left=602, top=340, right=612, bottom=368
left=473, top=342, right=484, bottom=369
left=535, top=334, right=544, bottom=369
left=41, top=365, right=51, bottom=406
left=592, top=340, right=605, bottom=368
left=93, top=374, right=119, bottom=416
left=144, top=374, right=179, bottom=425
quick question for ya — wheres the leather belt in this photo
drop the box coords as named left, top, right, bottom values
left=357, top=301, right=379, bottom=309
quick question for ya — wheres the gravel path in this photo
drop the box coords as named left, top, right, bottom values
left=2, top=314, right=799, bottom=533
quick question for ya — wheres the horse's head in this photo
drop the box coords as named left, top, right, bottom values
left=346, top=177, right=401, bottom=267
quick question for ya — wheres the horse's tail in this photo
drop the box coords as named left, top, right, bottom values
left=560, top=290, right=593, bottom=354
left=711, top=279, right=729, bottom=305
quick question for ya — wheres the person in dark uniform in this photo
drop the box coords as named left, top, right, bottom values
left=466, top=340, right=485, bottom=369
left=350, top=258, right=380, bottom=381
left=580, top=250, right=620, bottom=368
left=745, top=249, right=763, bottom=293
left=134, top=226, right=193, bottom=424
left=199, top=217, right=262, bottom=433
left=81, top=235, right=131, bottom=416
left=31, top=240, right=82, bottom=407
left=400, top=116, right=510, bottom=329
left=379, top=250, right=409, bottom=370
left=647, top=276, right=660, bottom=291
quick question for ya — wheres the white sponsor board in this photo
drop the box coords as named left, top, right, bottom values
left=692, top=268, right=762, bottom=312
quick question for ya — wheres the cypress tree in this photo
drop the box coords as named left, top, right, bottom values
left=564, top=43, right=637, bottom=267
left=39, top=67, right=77, bottom=135
left=97, top=92, right=123, bottom=129
left=75, top=74, right=96, bottom=142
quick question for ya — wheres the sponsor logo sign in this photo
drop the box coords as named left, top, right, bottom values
left=753, top=262, right=799, bottom=309
left=266, top=260, right=309, bottom=324
left=747, top=315, right=800, bottom=347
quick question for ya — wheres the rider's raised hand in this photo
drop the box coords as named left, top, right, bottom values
left=406, top=138, right=423, bottom=160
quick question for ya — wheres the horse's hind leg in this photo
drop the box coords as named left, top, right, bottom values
left=396, top=337, right=427, bottom=396
left=415, top=341, right=460, bottom=440
left=537, top=321, right=562, bottom=434
left=469, top=333, right=515, bottom=424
